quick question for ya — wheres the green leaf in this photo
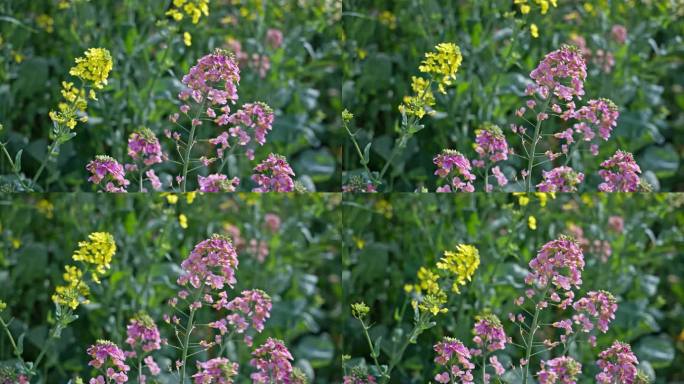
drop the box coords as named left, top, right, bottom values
left=638, top=144, right=679, bottom=178
left=293, top=149, right=335, bottom=182
left=362, top=142, right=372, bottom=165
left=294, top=334, right=334, bottom=368
left=635, top=335, right=675, bottom=368
left=13, top=149, right=22, bottom=172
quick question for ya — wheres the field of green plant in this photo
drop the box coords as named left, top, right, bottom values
left=342, top=193, right=684, bottom=383
left=342, top=0, right=684, bottom=192
left=0, top=193, right=342, bottom=383
left=0, top=0, right=341, bottom=192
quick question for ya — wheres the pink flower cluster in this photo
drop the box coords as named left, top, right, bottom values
left=192, top=357, right=239, bottom=384
left=572, top=290, right=618, bottom=333
left=198, top=174, right=240, bottom=192
left=472, top=314, right=507, bottom=354
left=252, top=153, right=296, bottom=192
left=343, top=368, right=377, bottom=384
left=87, top=340, right=130, bottom=383
left=86, top=155, right=130, bottom=192
left=250, top=338, right=296, bottom=384
left=527, top=235, right=585, bottom=294
left=210, top=289, right=272, bottom=341
left=598, top=150, right=641, bottom=192
left=536, top=166, right=585, bottom=192
left=218, top=102, right=274, bottom=147
left=125, top=313, right=162, bottom=354
left=537, top=356, right=582, bottom=384
left=528, top=45, right=587, bottom=102
left=128, top=128, right=164, bottom=166
left=474, top=124, right=509, bottom=164
left=434, top=150, right=476, bottom=192
left=574, top=99, right=620, bottom=142
left=596, top=341, right=639, bottom=384
left=178, top=235, right=239, bottom=291
left=180, top=48, right=240, bottom=109
left=433, top=337, right=475, bottom=384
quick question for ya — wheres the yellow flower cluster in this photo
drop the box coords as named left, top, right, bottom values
left=419, top=43, right=463, bottom=94
left=166, top=0, right=210, bottom=24
left=72, top=232, right=117, bottom=283
left=378, top=11, right=397, bottom=30
left=436, top=244, right=480, bottom=293
left=70, top=48, right=113, bottom=90
left=351, top=302, right=370, bottom=319
left=52, top=232, right=116, bottom=310
left=513, top=192, right=555, bottom=207
left=399, top=43, right=462, bottom=119
left=49, top=48, right=112, bottom=130
left=515, top=0, right=558, bottom=15
left=404, top=244, right=480, bottom=315
left=36, top=14, right=54, bottom=33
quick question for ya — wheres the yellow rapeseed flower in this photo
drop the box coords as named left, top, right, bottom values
left=351, top=302, right=370, bottom=319
left=418, top=43, right=463, bottom=94
left=166, top=0, right=210, bottom=24
left=179, top=213, right=188, bottom=229
left=436, top=244, right=480, bottom=293
left=530, top=23, right=539, bottom=38
left=69, top=48, right=113, bottom=89
left=399, top=76, right=436, bottom=118
left=183, top=32, right=192, bottom=47
left=36, top=199, right=54, bottom=218
left=72, top=232, right=117, bottom=283
left=52, top=265, right=91, bottom=309
left=528, top=215, right=537, bottom=230
left=186, top=192, right=197, bottom=204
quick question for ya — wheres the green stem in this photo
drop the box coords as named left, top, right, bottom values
left=359, top=319, right=384, bottom=381
left=30, top=139, right=59, bottom=188
left=344, top=121, right=375, bottom=182
left=382, top=313, right=426, bottom=384
left=0, top=316, right=21, bottom=359
left=378, top=133, right=410, bottom=181
left=179, top=307, right=196, bottom=383
left=482, top=352, right=487, bottom=384
left=0, top=142, right=31, bottom=190
left=525, top=98, right=552, bottom=192
left=521, top=305, right=540, bottom=384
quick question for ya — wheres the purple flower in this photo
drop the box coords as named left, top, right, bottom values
left=251, top=153, right=295, bottom=192
left=529, top=45, right=587, bottom=102
left=181, top=48, right=240, bottom=108
left=474, top=124, right=509, bottom=163
left=127, top=128, right=164, bottom=166
left=596, top=341, right=639, bottom=384
left=536, top=166, right=584, bottom=192
left=266, top=28, right=284, bottom=49
left=125, top=313, right=162, bottom=353
left=433, top=337, right=475, bottom=384
left=250, top=338, right=296, bottom=384
left=527, top=235, right=585, bottom=295
left=86, top=155, right=130, bottom=192
left=472, top=314, right=508, bottom=354
left=211, top=289, right=272, bottom=334
left=573, top=98, right=619, bottom=142
left=434, top=149, right=476, bottom=192
left=538, top=356, right=582, bottom=384
left=492, top=166, right=508, bottom=187
left=572, top=290, right=617, bottom=333
left=218, top=102, right=274, bottom=146
left=198, top=174, right=240, bottom=192
left=598, top=150, right=641, bottom=192
left=192, top=357, right=238, bottom=384
left=178, top=235, right=239, bottom=291
left=86, top=340, right=130, bottom=383
left=611, top=25, right=628, bottom=44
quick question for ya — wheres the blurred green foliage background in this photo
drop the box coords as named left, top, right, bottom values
left=342, top=0, right=684, bottom=191
left=0, top=193, right=342, bottom=383
left=0, top=0, right=341, bottom=191
left=342, top=193, right=684, bottom=383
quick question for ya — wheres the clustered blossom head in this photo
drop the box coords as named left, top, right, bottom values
left=433, top=337, right=475, bottom=384
left=266, top=28, right=284, bottom=49
left=611, top=25, right=628, bottom=44
left=87, top=340, right=130, bottom=384
left=472, top=313, right=507, bottom=354
left=436, top=244, right=480, bottom=294
left=419, top=42, right=463, bottom=94
left=342, top=176, right=377, bottom=193
left=0, top=368, right=29, bottom=384
left=250, top=338, right=296, bottom=384
left=573, top=99, right=620, bottom=142
left=598, top=150, right=642, bottom=192
left=128, top=128, right=164, bottom=166
left=536, top=166, right=584, bottom=192
left=434, top=150, right=476, bottom=192
left=178, top=235, right=239, bottom=291
left=125, top=313, right=162, bottom=353
left=198, top=174, right=240, bottom=192
left=217, top=102, right=274, bottom=148
left=192, top=358, right=239, bottom=384
left=251, top=153, right=295, bottom=192
left=527, top=235, right=584, bottom=294
left=211, top=289, right=272, bottom=338
left=87, top=155, right=130, bottom=192
left=69, top=47, right=113, bottom=89
left=537, top=356, right=582, bottom=384
left=596, top=341, right=639, bottom=384
left=572, top=290, right=618, bottom=334
left=474, top=124, right=509, bottom=163
left=180, top=48, right=240, bottom=108
left=528, top=45, right=587, bottom=102
left=343, top=367, right=377, bottom=384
